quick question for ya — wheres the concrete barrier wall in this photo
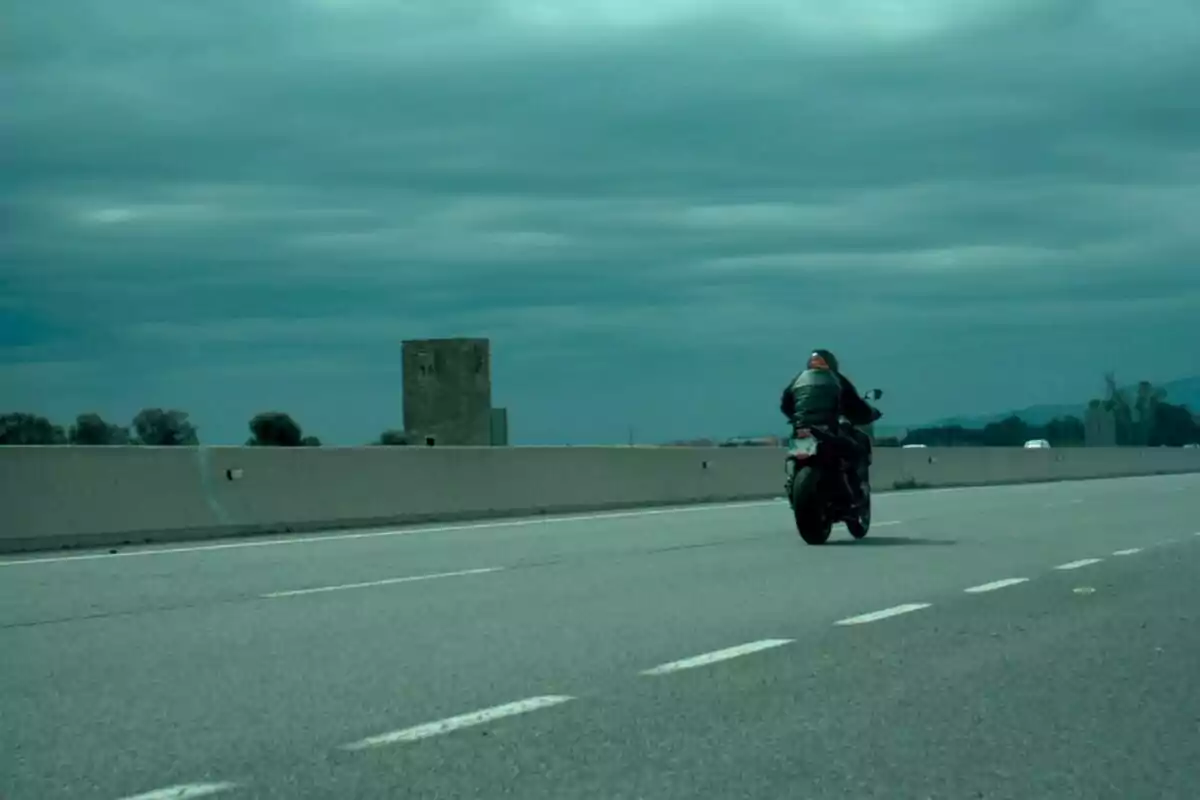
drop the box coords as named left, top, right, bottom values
left=2, top=445, right=1198, bottom=554
left=889, top=446, right=1200, bottom=487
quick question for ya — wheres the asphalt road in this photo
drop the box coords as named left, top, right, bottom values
left=2, top=473, right=1199, bottom=799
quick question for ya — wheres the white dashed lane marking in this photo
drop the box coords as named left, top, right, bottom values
left=341, top=696, right=575, bottom=750
left=1112, top=548, right=1142, bottom=556
left=116, top=783, right=238, bottom=800
left=261, top=567, right=503, bottom=598
left=1055, top=558, right=1103, bottom=570
left=964, top=577, right=1029, bottom=593
left=641, top=639, right=793, bottom=676
left=834, top=603, right=932, bottom=625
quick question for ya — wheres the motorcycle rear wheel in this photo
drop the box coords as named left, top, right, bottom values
left=791, top=465, right=833, bottom=545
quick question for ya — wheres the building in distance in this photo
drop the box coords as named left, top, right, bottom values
left=402, top=337, right=499, bottom=446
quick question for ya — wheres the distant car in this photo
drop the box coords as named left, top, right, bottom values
left=1023, top=439, right=1051, bottom=449
left=902, top=444, right=928, bottom=449
left=1184, top=443, right=1200, bottom=449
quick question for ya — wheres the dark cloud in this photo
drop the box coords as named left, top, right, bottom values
left=3, top=0, right=1199, bottom=444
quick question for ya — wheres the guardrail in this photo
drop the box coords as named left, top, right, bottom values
left=2, top=445, right=1198, bottom=554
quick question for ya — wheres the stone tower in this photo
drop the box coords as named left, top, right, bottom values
left=402, top=338, right=492, bottom=446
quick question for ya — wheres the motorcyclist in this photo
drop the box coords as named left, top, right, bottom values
left=779, top=349, right=881, bottom=504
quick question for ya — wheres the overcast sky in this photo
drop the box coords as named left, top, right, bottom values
left=3, top=0, right=1199, bottom=444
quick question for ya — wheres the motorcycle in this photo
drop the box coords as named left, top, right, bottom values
left=784, top=388, right=884, bottom=545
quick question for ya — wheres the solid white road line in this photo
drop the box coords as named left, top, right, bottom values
left=116, top=783, right=238, bottom=800
left=261, top=567, right=503, bottom=598
left=964, top=577, right=1029, bottom=593
left=1112, top=548, right=1142, bottom=556
left=640, top=639, right=794, bottom=676
left=1055, top=558, right=1103, bottom=570
left=0, top=505, right=907, bottom=568
left=341, top=696, right=575, bottom=750
left=834, top=603, right=932, bottom=626
left=0, top=501, right=786, bottom=567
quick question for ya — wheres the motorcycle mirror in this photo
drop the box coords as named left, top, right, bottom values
left=866, top=388, right=884, bottom=400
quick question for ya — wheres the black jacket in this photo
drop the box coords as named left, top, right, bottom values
left=780, top=367, right=878, bottom=428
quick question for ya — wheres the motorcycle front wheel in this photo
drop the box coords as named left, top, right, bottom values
left=790, top=464, right=833, bottom=545
left=845, top=479, right=871, bottom=539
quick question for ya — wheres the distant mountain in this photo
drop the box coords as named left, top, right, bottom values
left=666, top=422, right=910, bottom=446
left=920, top=376, right=1200, bottom=430
left=664, top=377, right=1199, bottom=444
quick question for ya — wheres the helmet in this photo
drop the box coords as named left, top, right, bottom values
left=807, top=349, right=839, bottom=372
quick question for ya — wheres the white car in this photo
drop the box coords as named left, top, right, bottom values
left=1023, top=439, right=1051, bottom=449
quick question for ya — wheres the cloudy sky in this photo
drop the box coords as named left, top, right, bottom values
left=3, top=0, right=1199, bottom=445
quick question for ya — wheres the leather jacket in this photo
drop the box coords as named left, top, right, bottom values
left=780, top=367, right=878, bottom=428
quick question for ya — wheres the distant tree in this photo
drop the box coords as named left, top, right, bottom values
left=1102, top=372, right=1135, bottom=445
left=907, top=374, right=1196, bottom=450
left=300, top=436, right=322, bottom=447
left=247, top=412, right=305, bottom=447
left=132, top=408, right=199, bottom=446
left=1149, top=401, right=1200, bottom=447
left=1042, top=415, right=1085, bottom=447
left=904, top=413, right=1086, bottom=448
left=903, top=424, right=985, bottom=447
left=376, top=429, right=412, bottom=446
left=69, top=413, right=131, bottom=445
left=1088, top=374, right=1198, bottom=446
left=981, top=415, right=1030, bottom=446
left=1131, top=380, right=1165, bottom=446
left=0, top=412, right=67, bottom=445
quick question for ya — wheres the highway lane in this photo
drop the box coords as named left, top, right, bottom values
left=2, top=472, right=1194, bottom=624
left=1, top=472, right=1198, bottom=799
left=320, top=539, right=1200, bottom=800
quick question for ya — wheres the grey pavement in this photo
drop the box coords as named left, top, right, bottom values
left=2, top=472, right=1198, bottom=799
